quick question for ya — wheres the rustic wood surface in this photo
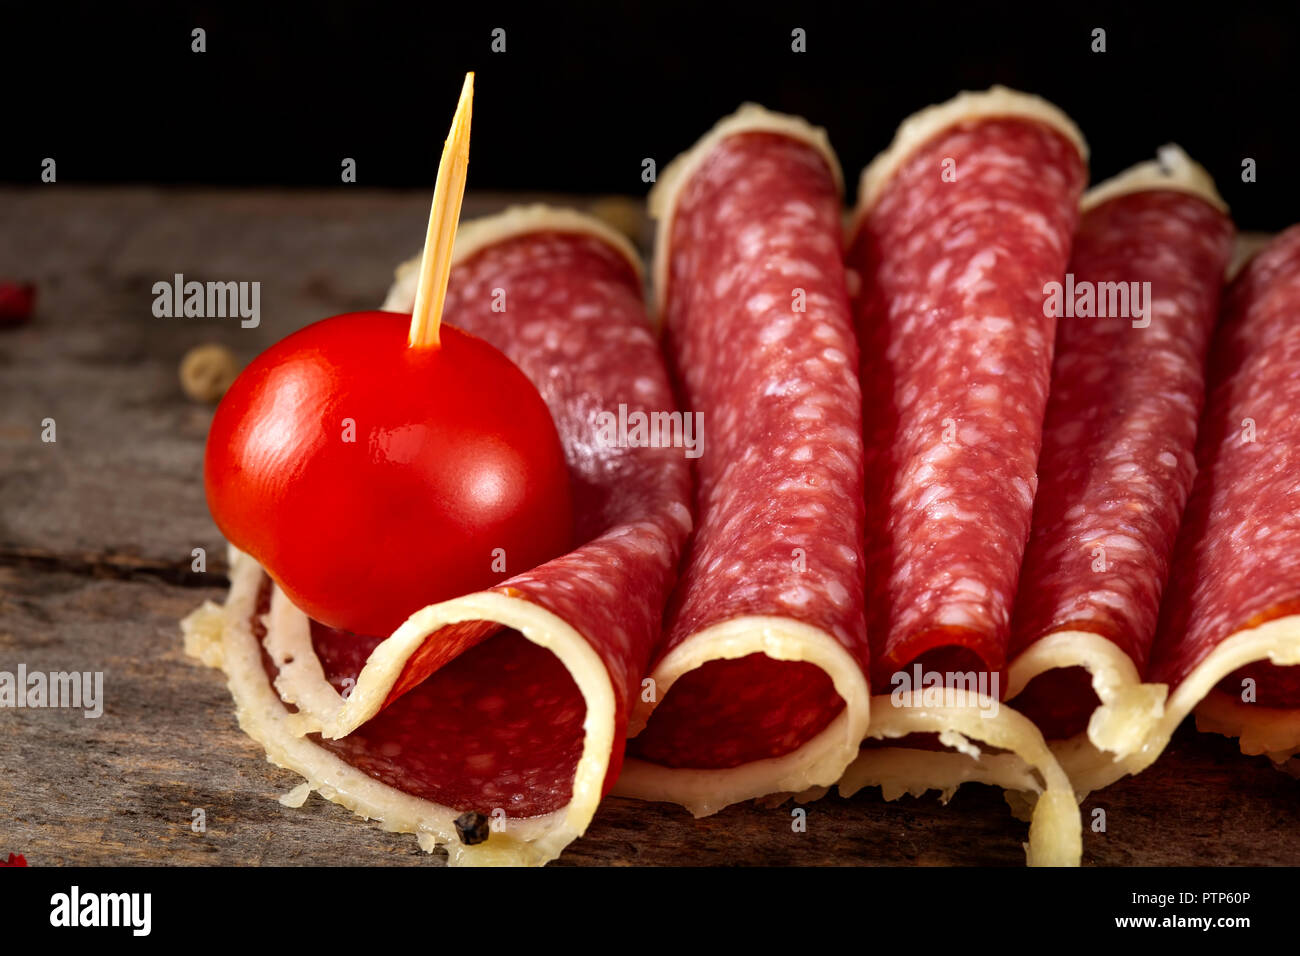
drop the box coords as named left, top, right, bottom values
left=0, top=187, right=1295, bottom=867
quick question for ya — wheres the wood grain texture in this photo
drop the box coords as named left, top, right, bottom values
left=0, top=188, right=1293, bottom=866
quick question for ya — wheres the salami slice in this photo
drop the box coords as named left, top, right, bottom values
left=1005, top=148, right=1234, bottom=768
left=1057, top=224, right=1300, bottom=792
left=841, top=88, right=1088, bottom=865
left=613, top=106, right=872, bottom=814
left=183, top=206, right=694, bottom=865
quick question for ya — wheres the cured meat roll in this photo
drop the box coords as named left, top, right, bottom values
left=1063, top=224, right=1300, bottom=793
left=841, top=88, right=1088, bottom=865
left=1006, top=148, right=1235, bottom=774
left=183, top=206, right=694, bottom=865
left=614, top=106, right=872, bottom=813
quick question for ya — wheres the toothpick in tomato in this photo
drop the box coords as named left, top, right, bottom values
left=204, top=72, right=573, bottom=637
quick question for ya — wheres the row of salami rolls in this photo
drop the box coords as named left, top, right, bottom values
left=183, top=86, right=1300, bottom=869
left=834, top=92, right=1300, bottom=814
left=624, top=91, right=1300, bottom=856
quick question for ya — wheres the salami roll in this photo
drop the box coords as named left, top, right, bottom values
left=840, top=88, right=1087, bottom=865
left=1006, top=148, right=1234, bottom=770
left=614, top=106, right=872, bottom=814
left=1063, top=224, right=1300, bottom=793
left=183, top=207, right=694, bottom=865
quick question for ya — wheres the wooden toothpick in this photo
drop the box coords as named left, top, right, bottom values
left=408, top=72, right=474, bottom=349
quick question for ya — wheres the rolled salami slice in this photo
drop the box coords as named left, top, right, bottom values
left=183, top=206, right=694, bottom=865
left=613, top=106, right=872, bottom=814
left=1005, top=148, right=1234, bottom=768
left=1060, top=224, right=1300, bottom=793
left=842, top=88, right=1087, bottom=865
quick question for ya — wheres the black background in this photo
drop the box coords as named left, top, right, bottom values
left=4, top=1, right=1298, bottom=229
left=0, top=864, right=1275, bottom=941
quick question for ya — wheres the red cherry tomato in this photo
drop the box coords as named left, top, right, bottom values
left=205, top=310, right=573, bottom=637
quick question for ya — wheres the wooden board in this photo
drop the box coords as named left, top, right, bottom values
left=1, top=187, right=1295, bottom=866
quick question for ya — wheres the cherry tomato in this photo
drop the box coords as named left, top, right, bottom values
left=205, top=310, right=573, bottom=637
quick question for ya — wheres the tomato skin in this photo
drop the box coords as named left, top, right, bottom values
left=205, top=311, right=573, bottom=637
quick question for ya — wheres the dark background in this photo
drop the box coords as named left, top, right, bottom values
left=5, top=2, right=1299, bottom=229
